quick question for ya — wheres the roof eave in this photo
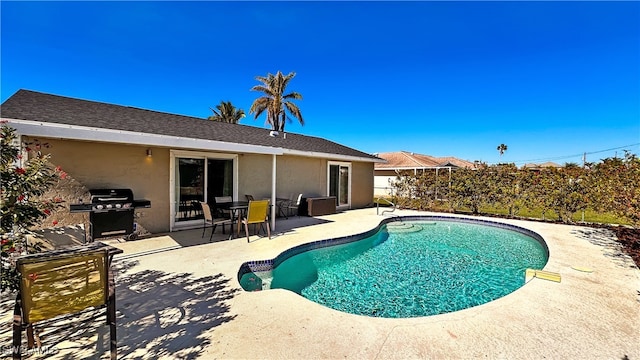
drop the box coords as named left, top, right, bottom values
left=282, top=148, right=385, bottom=163
left=3, top=118, right=284, bottom=155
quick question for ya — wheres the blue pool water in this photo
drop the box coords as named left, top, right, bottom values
left=239, top=218, right=548, bottom=318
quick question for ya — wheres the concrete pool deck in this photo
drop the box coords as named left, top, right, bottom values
left=1, top=208, right=639, bottom=359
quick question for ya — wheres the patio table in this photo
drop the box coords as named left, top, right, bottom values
left=218, top=201, right=249, bottom=236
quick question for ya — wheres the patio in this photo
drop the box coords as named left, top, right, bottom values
left=1, top=208, right=639, bottom=359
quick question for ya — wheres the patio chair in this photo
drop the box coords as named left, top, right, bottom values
left=13, top=247, right=118, bottom=360
left=214, top=196, right=233, bottom=219
left=200, top=201, right=233, bottom=241
left=245, top=194, right=255, bottom=201
left=275, top=197, right=290, bottom=218
left=286, top=193, right=303, bottom=218
left=241, top=199, right=271, bottom=242
left=215, top=196, right=233, bottom=203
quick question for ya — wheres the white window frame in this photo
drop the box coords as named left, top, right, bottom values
left=170, top=150, right=238, bottom=231
left=327, top=161, right=352, bottom=209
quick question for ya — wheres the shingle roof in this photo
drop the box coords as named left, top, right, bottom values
left=375, top=151, right=475, bottom=169
left=1, top=89, right=381, bottom=161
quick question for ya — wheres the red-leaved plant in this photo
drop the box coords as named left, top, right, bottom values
left=1, top=122, right=66, bottom=292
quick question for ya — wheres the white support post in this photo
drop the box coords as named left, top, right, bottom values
left=435, top=167, right=439, bottom=200
left=448, top=167, right=452, bottom=195
left=271, top=154, right=277, bottom=230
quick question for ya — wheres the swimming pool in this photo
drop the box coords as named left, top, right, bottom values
left=238, top=216, right=548, bottom=318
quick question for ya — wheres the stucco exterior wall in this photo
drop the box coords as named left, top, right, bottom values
left=29, top=137, right=375, bottom=234
left=275, top=155, right=326, bottom=198
left=29, top=137, right=170, bottom=234
left=239, top=155, right=374, bottom=208
left=237, top=153, right=273, bottom=200
left=374, top=170, right=400, bottom=196
left=374, top=176, right=396, bottom=196
left=237, top=154, right=326, bottom=199
left=351, top=161, right=374, bottom=208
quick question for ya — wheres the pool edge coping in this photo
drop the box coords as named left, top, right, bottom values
left=237, top=214, right=550, bottom=285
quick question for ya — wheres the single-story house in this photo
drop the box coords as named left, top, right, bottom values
left=1, top=89, right=384, bottom=234
left=373, top=151, right=475, bottom=196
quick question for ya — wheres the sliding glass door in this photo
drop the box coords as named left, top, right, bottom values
left=175, top=158, right=205, bottom=222
left=172, top=152, right=236, bottom=227
left=206, top=159, right=234, bottom=204
left=328, top=162, right=351, bottom=208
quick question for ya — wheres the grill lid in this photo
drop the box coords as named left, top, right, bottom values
left=90, top=189, right=134, bottom=203
left=70, top=188, right=150, bottom=213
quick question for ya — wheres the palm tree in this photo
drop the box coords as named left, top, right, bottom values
left=249, top=71, right=304, bottom=132
left=497, top=144, right=508, bottom=157
left=208, top=101, right=245, bottom=124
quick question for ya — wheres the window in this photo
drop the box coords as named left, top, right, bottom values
left=328, top=162, right=351, bottom=208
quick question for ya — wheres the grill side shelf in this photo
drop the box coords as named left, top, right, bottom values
left=70, top=204, right=93, bottom=213
left=132, top=199, right=151, bottom=208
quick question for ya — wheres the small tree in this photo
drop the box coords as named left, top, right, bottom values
left=449, top=164, right=493, bottom=214
left=493, top=163, right=523, bottom=216
left=546, top=166, right=589, bottom=223
left=1, top=123, right=65, bottom=292
left=589, top=151, right=640, bottom=226
left=393, top=170, right=438, bottom=210
left=521, top=169, right=555, bottom=221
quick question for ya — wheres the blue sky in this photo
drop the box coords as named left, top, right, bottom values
left=2, top=1, right=639, bottom=165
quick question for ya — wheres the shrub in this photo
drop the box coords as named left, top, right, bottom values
left=1, top=123, right=65, bottom=292
left=391, top=157, right=637, bottom=226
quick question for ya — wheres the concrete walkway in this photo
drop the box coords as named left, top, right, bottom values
left=1, top=208, right=639, bottom=359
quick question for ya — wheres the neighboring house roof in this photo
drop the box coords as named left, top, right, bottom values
left=374, top=151, right=475, bottom=170
left=432, top=156, right=476, bottom=169
left=523, top=162, right=562, bottom=169
left=1, top=89, right=383, bottom=162
left=374, top=151, right=440, bottom=169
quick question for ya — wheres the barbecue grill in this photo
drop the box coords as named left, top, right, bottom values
left=70, top=189, right=151, bottom=241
